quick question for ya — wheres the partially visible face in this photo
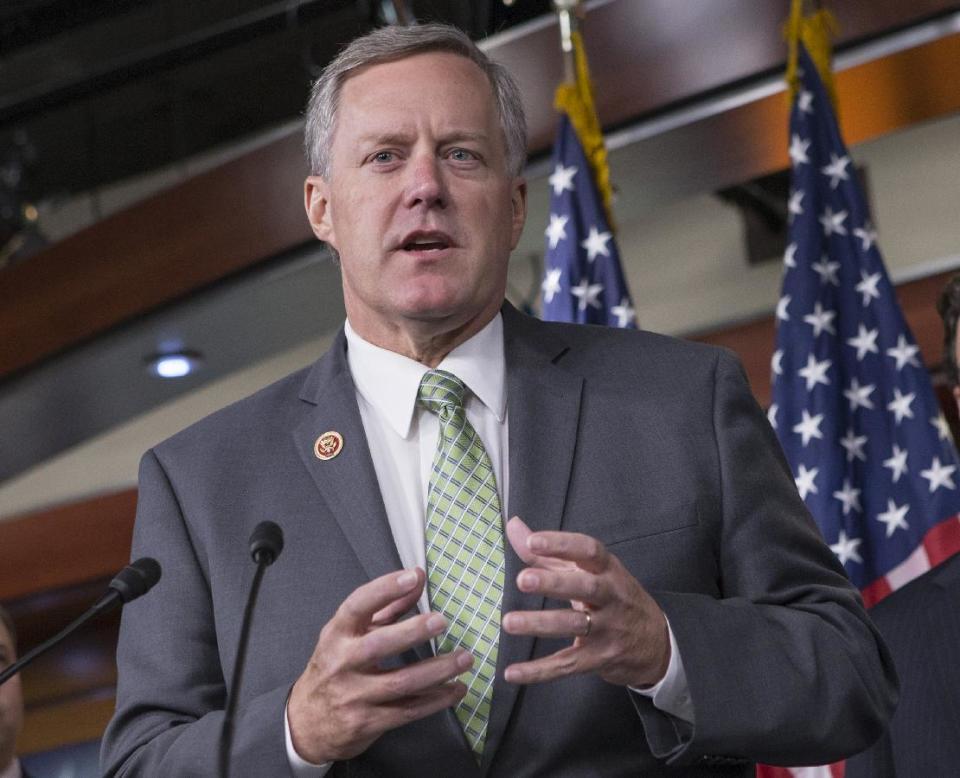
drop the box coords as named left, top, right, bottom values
left=0, top=620, right=23, bottom=769
left=305, top=51, right=526, bottom=342
left=953, top=326, right=960, bottom=413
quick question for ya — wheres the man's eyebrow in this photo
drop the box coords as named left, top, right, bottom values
left=356, top=132, right=414, bottom=147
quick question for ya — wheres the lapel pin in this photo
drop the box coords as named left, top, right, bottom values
left=314, top=431, right=344, bottom=461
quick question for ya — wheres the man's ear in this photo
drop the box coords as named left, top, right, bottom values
left=304, top=175, right=335, bottom=245
left=509, top=177, right=528, bottom=250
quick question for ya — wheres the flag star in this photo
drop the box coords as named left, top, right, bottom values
left=783, top=242, right=798, bottom=268
left=832, top=479, right=862, bottom=515
left=544, top=213, right=569, bottom=249
left=541, top=267, right=563, bottom=304
left=771, top=349, right=784, bottom=377
left=776, top=294, right=792, bottom=322
left=819, top=206, right=849, bottom=237
left=820, top=152, right=851, bottom=189
left=798, top=353, right=831, bottom=391
left=843, top=378, right=875, bottom=411
left=811, top=255, right=841, bottom=286
left=920, top=456, right=957, bottom=493
left=793, top=409, right=825, bottom=446
left=580, top=225, right=613, bottom=262
left=876, top=499, right=910, bottom=538
left=931, top=413, right=952, bottom=442
left=853, top=221, right=878, bottom=251
left=797, top=89, right=814, bottom=114
left=767, top=403, right=778, bottom=430
left=788, top=190, right=804, bottom=223
left=795, top=464, right=819, bottom=500
left=886, top=335, right=921, bottom=371
left=803, top=301, right=836, bottom=337
left=883, top=445, right=909, bottom=483
left=789, top=134, right=811, bottom=166
left=855, top=270, right=882, bottom=307
left=846, top=324, right=879, bottom=361
left=548, top=163, right=577, bottom=196
left=839, top=428, right=868, bottom=462
left=570, top=277, right=604, bottom=311
left=610, top=298, right=636, bottom=328
left=830, top=530, right=862, bottom=566
left=887, top=387, right=916, bottom=425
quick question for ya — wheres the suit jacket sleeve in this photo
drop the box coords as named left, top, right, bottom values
left=100, top=450, right=293, bottom=777
left=631, top=349, right=897, bottom=767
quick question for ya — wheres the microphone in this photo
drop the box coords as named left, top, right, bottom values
left=219, top=522, right=284, bottom=778
left=0, top=558, right=161, bottom=686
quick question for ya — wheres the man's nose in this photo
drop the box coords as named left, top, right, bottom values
left=403, top=154, right=445, bottom=209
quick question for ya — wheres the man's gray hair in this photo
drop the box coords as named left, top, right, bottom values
left=304, top=23, right=528, bottom=178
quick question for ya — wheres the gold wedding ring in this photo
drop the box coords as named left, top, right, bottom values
left=583, top=610, right=592, bottom=637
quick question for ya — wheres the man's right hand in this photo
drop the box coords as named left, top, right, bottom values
left=287, top=567, right=473, bottom=764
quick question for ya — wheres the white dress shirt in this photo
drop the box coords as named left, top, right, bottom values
left=286, top=314, right=691, bottom=774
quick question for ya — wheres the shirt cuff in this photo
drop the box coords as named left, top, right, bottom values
left=628, top=616, right=694, bottom=724
left=285, top=698, right=333, bottom=777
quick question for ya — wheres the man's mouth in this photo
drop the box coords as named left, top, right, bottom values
left=399, top=231, right=453, bottom=253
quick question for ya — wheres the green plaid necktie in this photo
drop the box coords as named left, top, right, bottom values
left=419, top=369, right=504, bottom=759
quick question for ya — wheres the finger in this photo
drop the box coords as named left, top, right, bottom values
left=506, top=517, right=574, bottom=571
left=502, top=608, right=591, bottom=639
left=373, top=680, right=469, bottom=731
left=504, top=646, right=589, bottom=685
left=368, top=649, right=474, bottom=703
left=336, top=568, right=426, bottom=634
left=526, top=531, right=610, bottom=574
left=371, top=571, right=425, bottom=626
left=356, top=612, right=448, bottom=665
left=515, top=567, right=607, bottom=606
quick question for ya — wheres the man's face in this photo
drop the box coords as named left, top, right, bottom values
left=305, top=51, right=526, bottom=341
left=0, top=621, right=23, bottom=769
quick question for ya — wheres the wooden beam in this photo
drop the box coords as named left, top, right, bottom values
left=0, top=489, right=135, bottom=601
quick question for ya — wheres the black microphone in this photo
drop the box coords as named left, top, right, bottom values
left=0, top=557, right=161, bottom=686
left=219, top=522, right=284, bottom=778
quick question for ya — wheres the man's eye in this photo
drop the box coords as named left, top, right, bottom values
left=371, top=151, right=395, bottom=163
left=449, top=148, right=477, bottom=162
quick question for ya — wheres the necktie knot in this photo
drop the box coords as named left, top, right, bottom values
left=418, top=369, right=467, bottom=416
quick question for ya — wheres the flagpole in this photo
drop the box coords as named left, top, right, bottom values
left=552, top=0, right=581, bottom=84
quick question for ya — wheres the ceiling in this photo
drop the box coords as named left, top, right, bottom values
left=0, top=0, right=549, bottom=212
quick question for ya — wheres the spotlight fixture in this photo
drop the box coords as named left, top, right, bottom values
left=146, top=350, right=203, bottom=379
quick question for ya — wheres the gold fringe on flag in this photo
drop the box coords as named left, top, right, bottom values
left=553, top=30, right=616, bottom=231
left=785, top=0, right=840, bottom=111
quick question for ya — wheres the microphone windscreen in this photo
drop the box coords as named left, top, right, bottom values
left=249, top=521, right=284, bottom=565
left=109, top=557, right=162, bottom=603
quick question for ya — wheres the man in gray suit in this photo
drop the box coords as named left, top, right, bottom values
left=101, top=23, right=896, bottom=777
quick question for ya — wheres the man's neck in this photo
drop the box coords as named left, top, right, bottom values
left=347, top=305, right=501, bottom=367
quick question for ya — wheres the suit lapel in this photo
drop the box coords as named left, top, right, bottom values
left=292, top=331, right=431, bottom=663
left=481, top=306, right=583, bottom=772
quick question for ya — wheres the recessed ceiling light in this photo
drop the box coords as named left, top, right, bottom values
left=146, top=351, right=202, bottom=379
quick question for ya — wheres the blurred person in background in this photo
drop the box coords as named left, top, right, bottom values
left=0, top=605, right=28, bottom=778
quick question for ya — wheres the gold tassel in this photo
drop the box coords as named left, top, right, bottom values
left=785, top=0, right=840, bottom=112
left=554, top=30, right=616, bottom=232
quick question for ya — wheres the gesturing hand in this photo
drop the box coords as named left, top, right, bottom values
left=287, top=568, right=473, bottom=764
left=502, top=516, right=670, bottom=689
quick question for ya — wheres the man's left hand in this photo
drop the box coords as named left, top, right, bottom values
left=502, top=516, right=670, bottom=689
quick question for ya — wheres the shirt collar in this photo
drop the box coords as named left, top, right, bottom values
left=344, top=314, right=506, bottom=439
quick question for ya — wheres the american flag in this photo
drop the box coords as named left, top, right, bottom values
left=771, top=41, right=960, bottom=610
left=540, top=112, right=636, bottom=328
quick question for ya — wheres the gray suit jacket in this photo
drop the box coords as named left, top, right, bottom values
left=101, top=305, right=896, bottom=776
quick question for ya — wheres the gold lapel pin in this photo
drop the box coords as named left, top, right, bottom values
left=314, top=431, right=344, bottom=461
